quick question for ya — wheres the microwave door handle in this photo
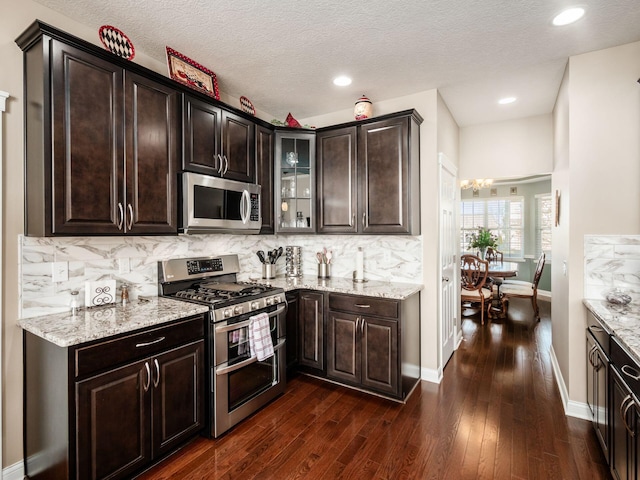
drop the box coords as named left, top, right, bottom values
left=241, top=190, right=250, bottom=224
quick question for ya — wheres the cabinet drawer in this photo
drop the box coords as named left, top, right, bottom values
left=611, top=336, right=640, bottom=397
left=74, top=315, right=204, bottom=378
left=328, top=293, right=398, bottom=319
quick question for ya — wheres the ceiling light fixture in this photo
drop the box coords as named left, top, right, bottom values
left=552, top=7, right=585, bottom=26
left=498, top=97, right=517, bottom=105
left=333, top=76, right=352, bottom=87
left=461, top=179, right=493, bottom=192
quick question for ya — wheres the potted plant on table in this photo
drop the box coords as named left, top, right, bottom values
left=467, top=227, right=499, bottom=260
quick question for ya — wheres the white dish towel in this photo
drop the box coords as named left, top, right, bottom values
left=249, top=312, right=274, bottom=361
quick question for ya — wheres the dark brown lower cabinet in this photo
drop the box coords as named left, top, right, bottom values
left=327, top=304, right=399, bottom=397
left=609, top=336, right=640, bottom=480
left=298, top=291, right=324, bottom=372
left=24, top=315, right=204, bottom=480
left=326, top=292, right=419, bottom=401
left=285, top=292, right=300, bottom=375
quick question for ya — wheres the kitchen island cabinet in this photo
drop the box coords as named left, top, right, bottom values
left=17, top=21, right=181, bottom=236
left=316, top=110, right=422, bottom=235
left=20, top=299, right=208, bottom=480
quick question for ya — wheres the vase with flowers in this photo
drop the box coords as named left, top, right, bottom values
left=467, top=227, right=499, bottom=260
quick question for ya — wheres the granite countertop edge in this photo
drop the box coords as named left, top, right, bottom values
left=268, top=275, right=424, bottom=299
left=18, top=297, right=210, bottom=348
left=19, top=278, right=423, bottom=348
left=583, top=298, right=640, bottom=365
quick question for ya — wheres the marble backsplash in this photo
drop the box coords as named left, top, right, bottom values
left=584, top=235, right=640, bottom=301
left=19, top=233, right=423, bottom=318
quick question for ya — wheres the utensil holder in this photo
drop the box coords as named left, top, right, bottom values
left=285, top=245, right=302, bottom=277
left=262, top=264, right=276, bottom=279
left=318, top=263, right=331, bottom=279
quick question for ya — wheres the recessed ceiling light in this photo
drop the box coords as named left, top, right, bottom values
left=552, top=7, right=585, bottom=26
left=498, top=97, right=517, bottom=105
left=333, top=76, right=352, bottom=87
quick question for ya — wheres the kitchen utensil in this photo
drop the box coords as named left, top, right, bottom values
left=257, top=250, right=266, bottom=264
left=274, top=247, right=283, bottom=263
left=316, top=252, right=323, bottom=264
left=325, top=250, right=333, bottom=264
left=270, top=248, right=279, bottom=264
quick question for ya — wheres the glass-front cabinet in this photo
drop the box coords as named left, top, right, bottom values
left=275, top=131, right=316, bottom=233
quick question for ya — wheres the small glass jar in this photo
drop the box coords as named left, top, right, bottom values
left=70, top=290, right=79, bottom=316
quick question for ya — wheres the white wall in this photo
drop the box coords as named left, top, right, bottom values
left=459, top=114, right=553, bottom=180
left=556, top=40, right=640, bottom=410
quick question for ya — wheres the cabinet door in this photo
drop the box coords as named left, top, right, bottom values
left=256, top=125, right=274, bottom=233
left=76, top=361, right=151, bottom=480
left=221, top=110, right=255, bottom=182
left=594, top=347, right=609, bottom=458
left=358, top=116, right=411, bottom=234
left=285, top=293, right=300, bottom=373
left=361, top=316, right=399, bottom=395
left=610, top=367, right=633, bottom=480
left=586, top=334, right=597, bottom=420
left=275, top=132, right=316, bottom=233
left=183, top=95, right=222, bottom=175
left=152, top=340, right=204, bottom=457
left=298, top=292, right=324, bottom=370
left=316, top=127, right=357, bottom=233
left=51, top=40, right=124, bottom=235
left=326, top=310, right=360, bottom=384
left=124, top=72, right=180, bottom=234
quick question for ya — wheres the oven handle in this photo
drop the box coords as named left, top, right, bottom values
left=214, top=304, right=286, bottom=333
left=215, top=338, right=285, bottom=376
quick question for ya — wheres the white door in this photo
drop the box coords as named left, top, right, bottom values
left=439, top=153, right=458, bottom=368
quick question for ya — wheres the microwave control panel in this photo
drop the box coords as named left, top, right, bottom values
left=250, top=193, right=260, bottom=221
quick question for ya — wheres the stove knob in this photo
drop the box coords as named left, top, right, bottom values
left=251, top=301, right=260, bottom=310
left=272, top=295, right=281, bottom=304
left=234, top=305, right=244, bottom=315
left=223, top=309, right=232, bottom=318
left=266, top=297, right=274, bottom=306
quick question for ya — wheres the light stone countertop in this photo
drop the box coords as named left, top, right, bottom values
left=18, top=297, right=209, bottom=348
left=261, top=275, right=423, bottom=300
left=18, top=278, right=422, bottom=348
left=584, top=299, right=640, bottom=365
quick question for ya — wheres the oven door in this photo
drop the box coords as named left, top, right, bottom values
left=211, top=304, right=286, bottom=437
left=181, top=172, right=261, bottom=234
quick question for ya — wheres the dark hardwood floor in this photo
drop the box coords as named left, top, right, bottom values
left=138, top=300, right=611, bottom=479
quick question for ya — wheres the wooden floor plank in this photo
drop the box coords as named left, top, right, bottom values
left=137, top=300, right=612, bottom=480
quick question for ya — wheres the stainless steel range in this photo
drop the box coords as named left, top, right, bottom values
left=158, top=254, right=286, bottom=438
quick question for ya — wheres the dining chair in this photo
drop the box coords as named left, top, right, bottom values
left=485, top=247, right=503, bottom=263
left=460, top=254, right=492, bottom=325
left=500, top=253, right=546, bottom=321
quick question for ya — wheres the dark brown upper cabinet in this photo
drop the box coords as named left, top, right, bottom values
left=316, top=110, right=422, bottom=235
left=183, top=95, right=256, bottom=182
left=18, top=22, right=180, bottom=236
left=256, top=124, right=275, bottom=233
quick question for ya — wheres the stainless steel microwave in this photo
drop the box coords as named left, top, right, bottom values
left=181, top=172, right=261, bottom=234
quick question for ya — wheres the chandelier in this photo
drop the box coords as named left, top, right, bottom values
left=460, top=178, right=493, bottom=191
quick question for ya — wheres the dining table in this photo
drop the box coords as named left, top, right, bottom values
left=486, top=261, right=519, bottom=278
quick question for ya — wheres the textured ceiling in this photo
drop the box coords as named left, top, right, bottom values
left=32, top=0, right=640, bottom=126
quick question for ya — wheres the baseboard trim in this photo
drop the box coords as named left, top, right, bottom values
left=549, top=344, right=591, bottom=420
left=421, top=366, right=442, bottom=384
left=3, top=460, right=24, bottom=480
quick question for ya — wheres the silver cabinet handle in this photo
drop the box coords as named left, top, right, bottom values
left=223, top=155, right=229, bottom=175
left=117, top=203, right=124, bottom=230
left=153, top=358, right=160, bottom=388
left=143, top=362, right=151, bottom=392
left=217, top=154, right=224, bottom=174
left=588, top=345, right=597, bottom=368
left=352, top=214, right=356, bottom=227
left=621, top=395, right=636, bottom=437
left=354, top=304, right=371, bottom=308
left=361, top=318, right=365, bottom=336
left=590, top=326, right=605, bottom=332
left=622, top=364, right=640, bottom=381
left=135, top=336, right=166, bottom=348
left=127, top=203, right=134, bottom=231
left=362, top=213, right=366, bottom=228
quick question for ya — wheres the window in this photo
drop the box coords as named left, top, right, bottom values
left=460, top=198, right=524, bottom=258
left=536, top=194, right=552, bottom=260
